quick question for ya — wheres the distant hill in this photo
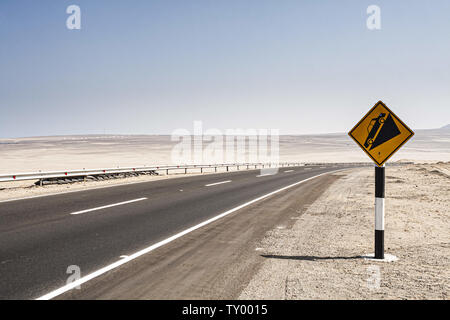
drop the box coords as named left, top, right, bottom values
left=413, top=124, right=450, bottom=134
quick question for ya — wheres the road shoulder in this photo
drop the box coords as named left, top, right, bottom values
left=239, top=164, right=449, bottom=299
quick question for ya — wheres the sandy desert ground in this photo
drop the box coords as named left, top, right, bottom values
left=239, top=163, right=449, bottom=299
left=0, top=126, right=449, bottom=175
left=0, top=127, right=448, bottom=201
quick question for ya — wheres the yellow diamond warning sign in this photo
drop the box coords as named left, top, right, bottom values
left=348, top=101, right=414, bottom=167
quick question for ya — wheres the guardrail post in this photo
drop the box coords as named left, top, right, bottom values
left=201, top=167, right=203, bottom=173
left=166, top=169, right=169, bottom=175
left=215, top=167, right=217, bottom=172
left=226, top=166, right=229, bottom=172
left=185, top=168, right=187, bottom=174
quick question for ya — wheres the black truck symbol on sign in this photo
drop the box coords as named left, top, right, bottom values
left=364, top=113, right=386, bottom=149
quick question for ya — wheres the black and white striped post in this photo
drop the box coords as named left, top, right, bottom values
left=374, top=164, right=385, bottom=259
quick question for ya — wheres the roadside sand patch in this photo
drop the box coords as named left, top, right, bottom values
left=239, top=163, right=449, bottom=299
left=0, top=169, right=225, bottom=202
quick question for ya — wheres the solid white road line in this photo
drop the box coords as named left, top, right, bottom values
left=69, top=198, right=147, bottom=215
left=36, top=169, right=345, bottom=300
left=205, top=180, right=231, bottom=187
left=284, top=170, right=294, bottom=173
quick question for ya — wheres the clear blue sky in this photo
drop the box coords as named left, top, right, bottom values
left=0, top=0, right=449, bottom=138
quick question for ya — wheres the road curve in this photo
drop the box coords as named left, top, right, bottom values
left=0, top=165, right=352, bottom=299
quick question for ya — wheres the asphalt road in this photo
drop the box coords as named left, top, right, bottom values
left=0, top=164, right=352, bottom=299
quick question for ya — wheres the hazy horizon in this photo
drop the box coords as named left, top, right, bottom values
left=1, top=123, right=448, bottom=140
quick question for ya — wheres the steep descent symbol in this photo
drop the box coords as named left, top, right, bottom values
left=348, top=101, right=414, bottom=166
left=364, top=113, right=401, bottom=150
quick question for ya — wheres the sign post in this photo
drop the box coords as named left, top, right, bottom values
left=348, top=101, right=414, bottom=259
left=374, top=164, right=385, bottom=259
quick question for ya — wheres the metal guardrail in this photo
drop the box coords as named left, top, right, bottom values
left=0, top=162, right=298, bottom=183
left=0, top=161, right=413, bottom=183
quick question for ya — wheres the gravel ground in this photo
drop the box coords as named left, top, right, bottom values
left=239, top=163, right=449, bottom=300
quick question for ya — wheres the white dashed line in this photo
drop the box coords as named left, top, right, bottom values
left=69, top=198, right=147, bottom=215
left=256, top=174, right=276, bottom=177
left=205, top=180, right=232, bottom=187
left=284, top=170, right=294, bottom=173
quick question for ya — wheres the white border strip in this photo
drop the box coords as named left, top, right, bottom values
left=375, top=197, right=385, bottom=230
left=70, top=198, right=147, bottom=215
left=36, top=169, right=345, bottom=300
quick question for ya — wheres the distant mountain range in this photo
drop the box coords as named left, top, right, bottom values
left=1, top=125, right=449, bottom=141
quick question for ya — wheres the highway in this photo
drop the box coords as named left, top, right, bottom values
left=0, top=164, right=353, bottom=300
